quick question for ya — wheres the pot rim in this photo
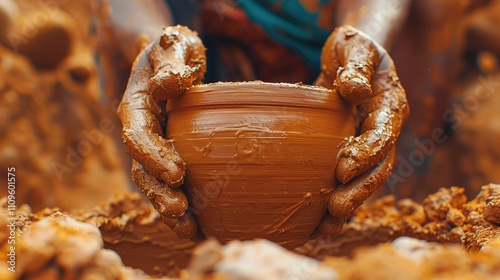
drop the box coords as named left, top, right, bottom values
left=166, top=81, right=355, bottom=115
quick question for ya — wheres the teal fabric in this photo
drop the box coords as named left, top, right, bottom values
left=238, top=0, right=334, bottom=70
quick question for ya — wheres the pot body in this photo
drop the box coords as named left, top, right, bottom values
left=166, top=82, right=355, bottom=248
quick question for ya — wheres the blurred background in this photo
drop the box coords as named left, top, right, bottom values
left=1, top=0, right=500, bottom=212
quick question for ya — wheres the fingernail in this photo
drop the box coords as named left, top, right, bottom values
left=161, top=171, right=185, bottom=188
left=174, top=213, right=199, bottom=239
left=345, top=167, right=358, bottom=182
left=328, top=194, right=353, bottom=218
left=336, top=69, right=372, bottom=105
left=336, top=158, right=358, bottom=184
left=154, top=190, right=187, bottom=219
left=160, top=172, right=171, bottom=184
left=166, top=200, right=188, bottom=219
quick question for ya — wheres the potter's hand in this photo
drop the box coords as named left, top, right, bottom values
left=118, top=26, right=206, bottom=239
left=314, top=25, right=409, bottom=231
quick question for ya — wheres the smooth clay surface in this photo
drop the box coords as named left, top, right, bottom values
left=166, top=81, right=356, bottom=248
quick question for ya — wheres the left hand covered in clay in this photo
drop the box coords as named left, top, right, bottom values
left=118, top=26, right=206, bottom=240
left=314, top=25, right=410, bottom=235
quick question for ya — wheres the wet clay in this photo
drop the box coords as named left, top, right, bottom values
left=119, top=25, right=207, bottom=188
left=119, top=26, right=208, bottom=240
left=119, top=25, right=408, bottom=244
left=314, top=25, right=409, bottom=218
left=1, top=184, right=499, bottom=278
left=166, top=81, right=355, bottom=248
left=148, top=25, right=206, bottom=101
left=74, top=193, right=197, bottom=277
left=0, top=211, right=152, bottom=279
left=0, top=194, right=197, bottom=278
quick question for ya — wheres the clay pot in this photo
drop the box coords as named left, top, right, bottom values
left=166, top=81, right=355, bottom=248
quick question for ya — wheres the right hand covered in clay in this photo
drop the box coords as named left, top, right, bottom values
left=314, top=25, right=410, bottom=235
left=118, top=26, right=206, bottom=240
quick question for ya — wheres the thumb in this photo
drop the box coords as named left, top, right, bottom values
left=320, top=25, right=382, bottom=105
left=148, top=25, right=206, bottom=101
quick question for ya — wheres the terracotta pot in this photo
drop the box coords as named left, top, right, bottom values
left=166, top=81, right=355, bottom=248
